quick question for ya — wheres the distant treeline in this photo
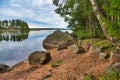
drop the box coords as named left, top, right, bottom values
left=30, top=28, right=69, bottom=30
left=0, top=19, right=29, bottom=30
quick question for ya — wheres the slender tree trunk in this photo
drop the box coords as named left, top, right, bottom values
left=89, top=0, right=120, bottom=50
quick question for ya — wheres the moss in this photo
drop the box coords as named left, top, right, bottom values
left=102, top=47, right=116, bottom=53
left=84, top=74, right=93, bottom=80
left=51, top=59, right=63, bottom=67
left=92, top=40, right=115, bottom=52
left=48, top=30, right=72, bottom=41
left=83, top=38, right=102, bottom=44
left=93, top=40, right=112, bottom=48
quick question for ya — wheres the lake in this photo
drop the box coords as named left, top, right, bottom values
left=0, top=30, right=70, bottom=67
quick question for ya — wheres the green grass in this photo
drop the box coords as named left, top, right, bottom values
left=84, top=69, right=120, bottom=80
left=51, top=59, right=63, bottom=67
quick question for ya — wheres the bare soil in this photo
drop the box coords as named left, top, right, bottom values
left=0, top=48, right=111, bottom=80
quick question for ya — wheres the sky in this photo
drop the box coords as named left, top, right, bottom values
left=0, top=0, right=68, bottom=28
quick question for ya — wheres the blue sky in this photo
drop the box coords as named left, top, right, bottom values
left=0, top=0, right=68, bottom=28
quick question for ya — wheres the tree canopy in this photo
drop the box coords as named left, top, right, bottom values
left=0, top=19, right=29, bottom=30
left=53, top=0, right=120, bottom=50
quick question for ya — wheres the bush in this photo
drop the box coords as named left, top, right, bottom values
left=51, top=59, right=63, bottom=67
left=74, top=29, right=93, bottom=39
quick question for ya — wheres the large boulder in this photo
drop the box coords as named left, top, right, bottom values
left=28, top=51, right=51, bottom=65
left=0, top=63, right=10, bottom=73
left=43, top=30, right=75, bottom=50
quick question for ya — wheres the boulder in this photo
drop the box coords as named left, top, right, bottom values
left=88, top=40, right=113, bottom=56
left=78, top=39, right=101, bottom=51
left=0, top=63, right=10, bottom=73
left=57, top=44, right=68, bottom=51
left=69, top=44, right=79, bottom=54
left=99, top=52, right=110, bottom=59
left=69, top=44, right=85, bottom=54
left=43, top=30, right=75, bottom=50
left=28, top=51, right=51, bottom=65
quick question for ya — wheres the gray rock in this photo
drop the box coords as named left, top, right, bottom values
left=57, top=44, right=67, bottom=50
left=106, top=62, right=120, bottom=73
left=28, top=51, right=51, bottom=65
left=0, top=63, right=10, bottom=73
left=78, top=47, right=85, bottom=54
left=88, top=46, right=101, bottom=55
left=43, top=30, right=75, bottom=50
left=99, top=52, right=110, bottom=59
left=109, top=51, right=120, bottom=64
left=70, top=44, right=85, bottom=54
left=70, top=44, right=79, bottom=54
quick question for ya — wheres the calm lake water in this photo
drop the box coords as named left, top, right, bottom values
left=0, top=30, right=70, bottom=67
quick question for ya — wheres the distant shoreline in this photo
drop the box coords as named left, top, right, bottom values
left=29, top=28, right=70, bottom=30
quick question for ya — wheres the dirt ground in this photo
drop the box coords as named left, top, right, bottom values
left=0, top=48, right=111, bottom=80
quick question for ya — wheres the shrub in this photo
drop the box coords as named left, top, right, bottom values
left=74, top=29, right=93, bottom=40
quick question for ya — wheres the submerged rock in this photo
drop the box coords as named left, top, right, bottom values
left=0, top=63, right=10, bottom=73
left=43, top=30, right=75, bottom=50
left=28, top=51, right=51, bottom=65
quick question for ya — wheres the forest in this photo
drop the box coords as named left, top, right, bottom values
left=53, top=0, right=120, bottom=51
left=0, top=19, right=29, bottom=30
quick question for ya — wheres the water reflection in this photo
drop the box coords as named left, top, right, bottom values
left=0, top=30, right=55, bottom=67
left=0, top=30, right=71, bottom=67
left=0, top=30, right=29, bottom=42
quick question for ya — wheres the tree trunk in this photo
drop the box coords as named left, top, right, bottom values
left=89, top=0, right=120, bottom=50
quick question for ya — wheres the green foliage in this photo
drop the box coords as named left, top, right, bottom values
left=99, top=69, right=120, bottom=80
left=93, top=40, right=113, bottom=48
left=84, top=74, right=93, bottom=80
left=51, top=59, right=63, bottom=67
left=0, top=19, right=29, bottom=30
left=102, top=18, right=120, bottom=38
left=53, top=0, right=105, bottom=39
left=84, top=69, right=120, bottom=80
left=74, top=29, right=93, bottom=39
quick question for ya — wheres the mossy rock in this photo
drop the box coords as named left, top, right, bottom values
left=92, top=40, right=114, bottom=52
left=78, top=38, right=102, bottom=51
left=43, top=30, right=76, bottom=50
left=28, top=51, right=51, bottom=65
left=93, top=40, right=112, bottom=48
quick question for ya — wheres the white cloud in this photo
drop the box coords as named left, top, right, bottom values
left=0, top=0, right=68, bottom=28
